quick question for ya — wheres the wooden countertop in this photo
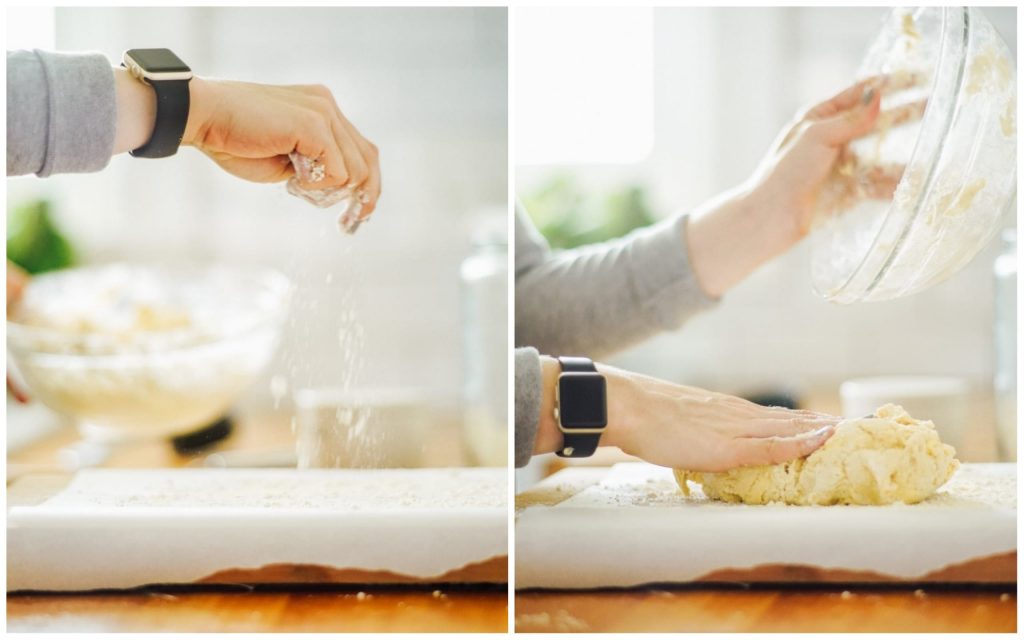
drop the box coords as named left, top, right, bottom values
left=515, top=467, right=1016, bottom=634
left=7, top=410, right=508, bottom=633
left=515, top=586, right=1015, bottom=633
left=9, top=586, right=508, bottom=633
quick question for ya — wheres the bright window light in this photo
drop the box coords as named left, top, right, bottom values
left=515, top=6, right=654, bottom=166
left=6, top=7, right=55, bottom=51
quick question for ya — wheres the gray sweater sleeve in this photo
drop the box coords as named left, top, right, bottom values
left=513, top=202, right=717, bottom=466
left=515, top=202, right=717, bottom=357
left=7, top=50, right=116, bottom=177
left=514, top=347, right=542, bottom=467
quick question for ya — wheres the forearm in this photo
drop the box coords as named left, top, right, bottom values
left=685, top=182, right=798, bottom=298
left=514, top=213, right=716, bottom=359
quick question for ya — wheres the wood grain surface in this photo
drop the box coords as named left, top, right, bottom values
left=8, top=586, right=509, bottom=633
left=515, top=586, right=1016, bottom=633
left=7, top=413, right=509, bottom=633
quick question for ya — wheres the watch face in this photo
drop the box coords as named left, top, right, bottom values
left=558, top=373, right=607, bottom=429
left=125, top=49, right=191, bottom=74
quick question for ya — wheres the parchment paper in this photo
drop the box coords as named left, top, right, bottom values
left=8, top=467, right=507, bottom=591
left=516, top=462, right=1015, bottom=589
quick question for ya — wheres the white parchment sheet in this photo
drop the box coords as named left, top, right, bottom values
left=516, top=463, right=1015, bottom=589
left=9, top=468, right=507, bottom=591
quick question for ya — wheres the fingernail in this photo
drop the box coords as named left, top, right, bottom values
left=809, top=425, right=833, bottom=440
left=861, top=87, right=876, bottom=106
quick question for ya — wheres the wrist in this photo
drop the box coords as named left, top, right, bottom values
left=745, top=177, right=804, bottom=249
left=112, top=67, right=156, bottom=154
left=535, top=357, right=635, bottom=456
left=596, top=363, right=637, bottom=452
left=182, top=76, right=214, bottom=147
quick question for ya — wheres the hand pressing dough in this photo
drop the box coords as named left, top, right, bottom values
left=674, top=404, right=959, bottom=505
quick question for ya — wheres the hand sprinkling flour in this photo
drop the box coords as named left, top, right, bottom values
left=287, top=152, right=372, bottom=234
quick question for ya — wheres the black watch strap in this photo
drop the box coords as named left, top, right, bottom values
left=129, top=78, right=190, bottom=158
left=555, top=356, right=604, bottom=458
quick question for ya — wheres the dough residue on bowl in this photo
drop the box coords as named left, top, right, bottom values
left=674, top=404, right=959, bottom=506
left=965, top=44, right=1012, bottom=95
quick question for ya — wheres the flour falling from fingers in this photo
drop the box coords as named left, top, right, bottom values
left=286, top=152, right=371, bottom=234
left=273, top=218, right=374, bottom=469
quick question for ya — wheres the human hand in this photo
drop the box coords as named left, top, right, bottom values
left=535, top=357, right=838, bottom=471
left=751, top=74, right=925, bottom=240
left=183, top=78, right=381, bottom=217
left=112, top=68, right=381, bottom=217
left=686, top=75, right=924, bottom=298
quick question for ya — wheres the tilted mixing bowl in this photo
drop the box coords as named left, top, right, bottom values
left=812, top=7, right=1016, bottom=303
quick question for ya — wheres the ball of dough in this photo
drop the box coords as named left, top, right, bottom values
left=674, top=404, right=959, bottom=505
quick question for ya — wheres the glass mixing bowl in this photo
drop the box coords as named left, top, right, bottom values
left=7, top=264, right=292, bottom=443
left=811, top=7, right=1017, bottom=303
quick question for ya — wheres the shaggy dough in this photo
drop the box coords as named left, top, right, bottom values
left=674, top=404, right=959, bottom=505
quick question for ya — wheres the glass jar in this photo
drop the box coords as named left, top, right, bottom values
left=460, top=218, right=508, bottom=467
left=993, top=227, right=1016, bottom=461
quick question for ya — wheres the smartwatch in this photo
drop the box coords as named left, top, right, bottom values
left=554, top=356, right=607, bottom=458
left=121, top=49, right=193, bottom=158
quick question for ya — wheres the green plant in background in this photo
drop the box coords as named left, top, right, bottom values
left=7, top=199, right=75, bottom=274
left=521, top=174, right=656, bottom=250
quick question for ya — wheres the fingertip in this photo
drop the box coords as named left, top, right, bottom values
left=844, top=98, right=881, bottom=142
left=802, top=424, right=836, bottom=450
left=867, top=92, right=882, bottom=116
left=867, top=90, right=883, bottom=117
left=740, top=423, right=837, bottom=466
